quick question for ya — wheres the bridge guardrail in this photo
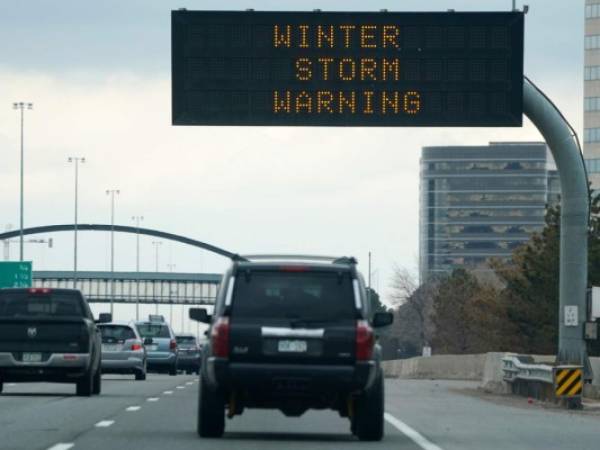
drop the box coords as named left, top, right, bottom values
left=502, top=354, right=554, bottom=384
left=502, top=354, right=583, bottom=403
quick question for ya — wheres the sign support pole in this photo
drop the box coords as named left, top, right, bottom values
left=522, top=77, right=591, bottom=379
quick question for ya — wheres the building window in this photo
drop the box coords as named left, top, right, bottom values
left=586, top=4, right=600, bottom=19
left=585, top=66, right=600, bottom=80
left=586, top=158, right=600, bottom=173
left=585, top=97, right=600, bottom=111
left=585, top=128, right=600, bottom=143
left=586, top=35, right=600, bottom=50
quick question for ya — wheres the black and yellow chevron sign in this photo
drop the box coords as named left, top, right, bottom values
left=554, top=367, right=583, bottom=398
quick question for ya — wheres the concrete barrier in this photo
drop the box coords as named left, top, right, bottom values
left=382, top=353, right=486, bottom=381
left=383, top=353, right=600, bottom=400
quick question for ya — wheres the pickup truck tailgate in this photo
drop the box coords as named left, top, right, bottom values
left=0, top=318, right=89, bottom=354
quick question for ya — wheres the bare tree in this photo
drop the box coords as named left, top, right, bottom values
left=389, top=265, right=436, bottom=352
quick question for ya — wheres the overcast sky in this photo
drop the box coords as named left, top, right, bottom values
left=0, top=0, right=585, bottom=326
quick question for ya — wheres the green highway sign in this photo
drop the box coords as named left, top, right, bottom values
left=0, top=261, right=33, bottom=288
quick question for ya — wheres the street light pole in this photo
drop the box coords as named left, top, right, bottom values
left=68, top=157, right=85, bottom=288
left=13, top=102, right=33, bottom=261
left=132, top=216, right=143, bottom=321
left=152, top=241, right=162, bottom=314
left=106, top=189, right=120, bottom=316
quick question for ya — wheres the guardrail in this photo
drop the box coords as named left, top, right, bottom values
left=502, top=354, right=554, bottom=384
left=502, top=354, right=583, bottom=407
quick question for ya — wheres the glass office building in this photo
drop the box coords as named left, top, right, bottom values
left=419, top=142, right=559, bottom=281
left=585, top=0, right=600, bottom=188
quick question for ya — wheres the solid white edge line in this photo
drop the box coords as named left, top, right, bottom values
left=47, top=443, right=75, bottom=450
left=384, top=412, right=444, bottom=450
left=95, top=420, right=115, bottom=428
left=126, top=406, right=141, bottom=411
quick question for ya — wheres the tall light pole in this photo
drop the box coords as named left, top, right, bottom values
left=132, top=215, right=144, bottom=320
left=68, top=157, right=85, bottom=288
left=152, top=241, right=162, bottom=314
left=13, top=102, right=33, bottom=261
left=106, top=189, right=120, bottom=316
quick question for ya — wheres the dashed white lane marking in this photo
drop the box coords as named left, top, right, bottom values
left=147, top=397, right=159, bottom=402
left=186, top=381, right=193, bottom=385
left=176, top=386, right=185, bottom=389
left=95, top=420, right=115, bottom=428
left=163, top=390, right=173, bottom=395
left=47, top=444, right=74, bottom=450
left=384, top=412, right=444, bottom=450
left=126, top=406, right=141, bottom=411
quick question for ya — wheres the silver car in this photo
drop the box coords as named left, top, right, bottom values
left=98, top=321, right=147, bottom=380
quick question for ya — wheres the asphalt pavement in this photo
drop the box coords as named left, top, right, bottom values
left=0, top=375, right=598, bottom=450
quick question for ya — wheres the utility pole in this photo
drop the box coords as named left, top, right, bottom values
left=132, top=215, right=143, bottom=320
left=68, top=157, right=85, bottom=288
left=106, top=189, right=120, bottom=316
left=13, top=102, right=33, bottom=261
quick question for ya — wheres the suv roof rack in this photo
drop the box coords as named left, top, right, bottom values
left=239, top=254, right=357, bottom=265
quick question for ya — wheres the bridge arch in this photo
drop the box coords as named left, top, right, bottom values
left=0, top=224, right=237, bottom=259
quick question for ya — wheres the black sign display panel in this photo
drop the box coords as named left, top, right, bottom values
left=172, top=10, right=524, bottom=127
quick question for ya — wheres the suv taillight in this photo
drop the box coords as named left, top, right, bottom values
left=356, top=320, right=374, bottom=361
left=211, top=317, right=230, bottom=358
left=131, top=343, right=142, bottom=351
left=169, top=339, right=177, bottom=351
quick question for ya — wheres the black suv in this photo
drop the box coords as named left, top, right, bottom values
left=189, top=255, right=393, bottom=441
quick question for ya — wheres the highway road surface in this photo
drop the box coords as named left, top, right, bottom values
left=0, top=376, right=598, bottom=450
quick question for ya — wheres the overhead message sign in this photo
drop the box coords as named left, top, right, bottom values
left=0, top=262, right=32, bottom=288
left=172, top=11, right=524, bottom=127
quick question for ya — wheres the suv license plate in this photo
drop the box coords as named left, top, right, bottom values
left=22, top=352, right=42, bottom=363
left=278, top=340, right=307, bottom=353
left=102, top=344, right=119, bottom=352
left=147, top=344, right=158, bottom=351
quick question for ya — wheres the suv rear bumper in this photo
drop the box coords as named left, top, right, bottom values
left=0, top=352, right=92, bottom=382
left=206, top=357, right=377, bottom=393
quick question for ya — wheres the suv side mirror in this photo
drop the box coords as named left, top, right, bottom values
left=372, top=312, right=394, bottom=328
left=189, top=308, right=211, bottom=324
left=96, top=313, right=112, bottom=324
left=143, top=337, right=153, bottom=345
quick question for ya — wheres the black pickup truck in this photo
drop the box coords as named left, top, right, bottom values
left=0, top=288, right=105, bottom=396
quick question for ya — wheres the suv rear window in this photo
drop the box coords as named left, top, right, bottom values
left=0, top=291, right=83, bottom=317
left=137, top=324, right=171, bottom=338
left=231, top=271, right=356, bottom=320
left=99, top=325, right=136, bottom=342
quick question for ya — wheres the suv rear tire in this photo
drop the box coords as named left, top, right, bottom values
left=197, top=374, right=225, bottom=438
left=92, top=368, right=101, bottom=395
left=354, top=372, right=384, bottom=441
left=0, top=380, right=3, bottom=394
left=76, top=369, right=94, bottom=397
left=169, top=363, right=177, bottom=376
